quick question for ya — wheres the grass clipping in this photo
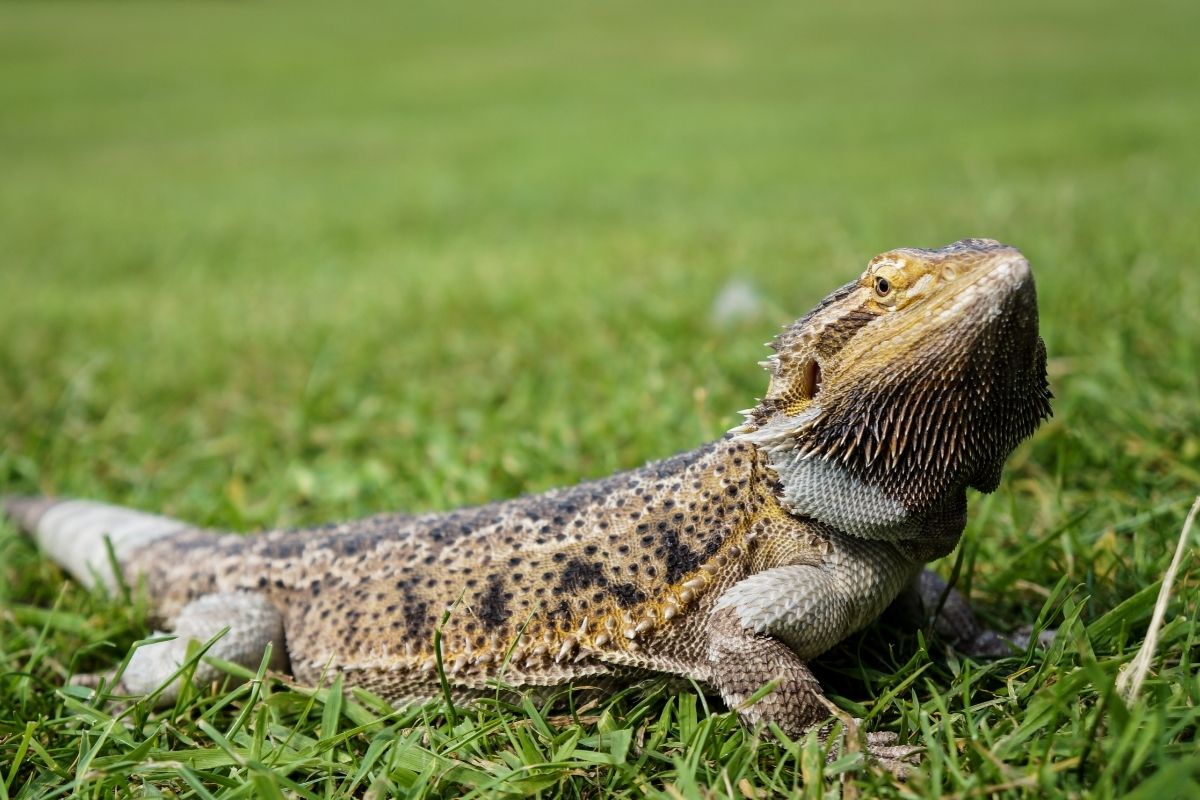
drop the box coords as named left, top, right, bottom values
left=1116, top=494, right=1200, bottom=704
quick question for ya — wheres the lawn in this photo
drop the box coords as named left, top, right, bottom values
left=2, top=0, right=1199, bottom=796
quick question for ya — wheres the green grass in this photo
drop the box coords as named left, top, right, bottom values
left=2, top=0, right=1199, bottom=796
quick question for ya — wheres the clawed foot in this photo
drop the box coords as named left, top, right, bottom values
left=908, top=568, right=1057, bottom=660
left=962, top=625, right=1056, bottom=658
left=863, top=730, right=923, bottom=777
left=820, top=718, right=922, bottom=777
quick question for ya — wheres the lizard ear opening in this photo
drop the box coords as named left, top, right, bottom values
left=799, top=359, right=822, bottom=400
left=730, top=351, right=829, bottom=449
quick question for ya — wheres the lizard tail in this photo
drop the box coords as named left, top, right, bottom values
left=2, top=496, right=192, bottom=591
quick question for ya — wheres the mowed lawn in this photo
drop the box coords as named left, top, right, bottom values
left=2, top=0, right=1199, bottom=797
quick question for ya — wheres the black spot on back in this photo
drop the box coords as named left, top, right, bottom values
left=660, top=531, right=703, bottom=584
left=558, top=559, right=606, bottom=593
left=478, top=575, right=511, bottom=630
left=610, top=583, right=646, bottom=608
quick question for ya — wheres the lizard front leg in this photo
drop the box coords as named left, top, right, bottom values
left=705, top=605, right=826, bottom=733
left=705, top=537, right=920, bottom=764
left=705, top=606, right=919, bottom=771
left=79, top=592, right=288, bottom=705
left=895, top=568, right=1055, bottom=657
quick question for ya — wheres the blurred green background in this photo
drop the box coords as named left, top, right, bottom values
left=2, top=1, right=1200, bottom=795
left=2, top=0, right=1198, bottom=548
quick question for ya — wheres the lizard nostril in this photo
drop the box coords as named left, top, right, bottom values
left=943, top=265, right=958, bottom=281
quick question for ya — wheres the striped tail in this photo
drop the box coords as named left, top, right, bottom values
left=2, top=497, right=192, bottom=591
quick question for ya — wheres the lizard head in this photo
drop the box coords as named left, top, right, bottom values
left=733, top=238, right=1053, bottom=540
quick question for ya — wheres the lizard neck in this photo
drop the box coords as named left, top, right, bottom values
left=748, top=438, right=968, bottom=554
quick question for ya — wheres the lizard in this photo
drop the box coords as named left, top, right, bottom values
left=3, top=238, right=1052, bottom=762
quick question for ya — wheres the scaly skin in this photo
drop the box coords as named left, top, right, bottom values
left=3, top=238, right=1052, bottom=754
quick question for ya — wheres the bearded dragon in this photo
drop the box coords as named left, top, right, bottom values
left=3, top=238, right=1052, bottom=760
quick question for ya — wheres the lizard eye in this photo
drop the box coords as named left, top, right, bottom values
left=874, top=276, right=892, bottom=297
